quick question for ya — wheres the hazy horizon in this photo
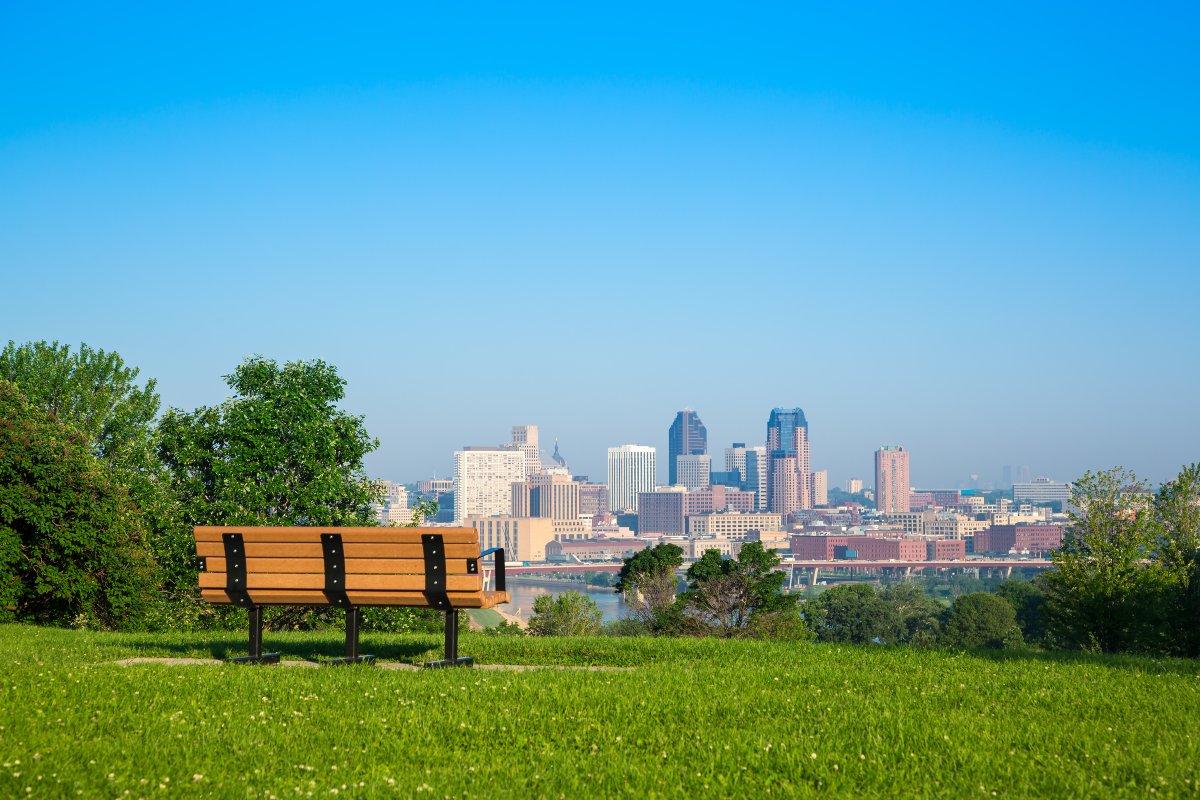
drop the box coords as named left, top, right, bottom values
left=4, top=4, right=1197, bottom=489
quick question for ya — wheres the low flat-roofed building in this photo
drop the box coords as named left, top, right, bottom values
left=927, top=539, right=966, bottom=560
left=546, top=538, right=647, bottom=562
left=464, top=516, right=556, bottom=562
left=973, top=523, right=1063, bottom=555
left=687, top=512, right=784, bottom=540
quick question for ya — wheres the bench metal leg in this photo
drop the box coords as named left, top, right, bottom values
left=323, top=606, right=375, bottom=666
left=423, top=610, right=473, bottom=669
left=227, top=606, right=280, bottom=664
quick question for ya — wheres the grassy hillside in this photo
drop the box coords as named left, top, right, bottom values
left=1, top=624, right=1197, bottom=798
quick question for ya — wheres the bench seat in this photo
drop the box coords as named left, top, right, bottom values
left=193, top=525, right=508, bottom=666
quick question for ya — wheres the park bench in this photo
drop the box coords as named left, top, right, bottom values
left=194, top=526, right=508, bottom=667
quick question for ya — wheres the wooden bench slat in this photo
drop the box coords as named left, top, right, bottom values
left=193, top=527, right=479, bottom=544
left=202, top=557, right=479, bottom=575
left=198, top=573, right=482, bottom=591
left=195, top=542, right=482, bottom=559
left=199, top=589, right=510, bottom=609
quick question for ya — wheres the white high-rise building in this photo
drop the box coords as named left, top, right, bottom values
left=676, top=454, right=711, bottom=490
left=607, top=445, right=657, bottom=512
left=453, top=447, right=526, bottom=523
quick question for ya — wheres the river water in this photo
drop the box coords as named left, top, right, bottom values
left=505, top=578, right=630, bottom=622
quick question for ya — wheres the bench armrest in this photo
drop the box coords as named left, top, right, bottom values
left=480, top=547, right=506, bottom=592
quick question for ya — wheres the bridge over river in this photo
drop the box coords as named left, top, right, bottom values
left=501, top=558, right=1053, bottom=586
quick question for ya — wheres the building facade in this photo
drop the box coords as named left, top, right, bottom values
left=686, top=512, right=785, bottom=540
left=874, top=446, right=911, bottom=514
left=1013, top=478, right=1071, bottom=505
left=667, top=409, right=707, bottom=486
left=511, top=424, right=543, bottom=478
left=463, top=516, right=555, bottom=562
left=676, top=454, right=712, bottom=490
left=811, top=470, right=828, bottom=506
left=453, top=447, right=526, bottom=523
left=766, top=407, right=812, bottom=513
left=510, top=471, right=580, bottom=520
left=607, top=444, right=657, bottom=512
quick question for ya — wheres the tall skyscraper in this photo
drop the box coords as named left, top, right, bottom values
left=511, top=425, right=543, bottom=477
left=811, top=470, right=828, bottom=506
left=766, top=407, right=811, bottom=514
left=607, top=445, right=657, bottom=512
left=668, top=409, right=707, bottom=486
left=875, top=446, right=911, bottom=514
left=744, top=447, right=768, bottom=510
left=453, top=447, right=526, bottom=523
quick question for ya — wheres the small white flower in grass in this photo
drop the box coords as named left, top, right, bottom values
left=193, top=775, right=204, bottom=782
left=810, top=753, right=817, bottom=760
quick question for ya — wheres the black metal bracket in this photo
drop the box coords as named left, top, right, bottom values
left=222, top=533, right=254, bottom=608
left=422, top=609, right=473, bottom=668
left=196, top=556, right=207, bottom=572
left=227, top=606, right=280, bottom=664
left=321, top=606, right=375, bottom=666
left=480, top=547, right=506, bottom=591
left=422, top=533, right=452, bottom=611
left=321, top=533, right=351, bottom=607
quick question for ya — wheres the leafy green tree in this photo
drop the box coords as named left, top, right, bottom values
left=879, top=582, right=942, bottom=645
left=1042, top=468, right=1161, bottom=654
left=0, top=340, right=190, bottom=591
left=0, top=340, right=159, bottom=464
left=1153, top=464, right=1200, bottom=656
left=527, top=591, right=602, bottom=636
left=996, top=579, right=1048, bottom=646
left=615, top=542, right=683, bottom=631
left=939, top=592, right=1023, bottom=649
left=809, top=583, right=901, bottom=645
left=0, top=380, right=159, bottom=628
left=681, top=542, right=799, bottom=637
left=157, top=357, right=381, bottom=527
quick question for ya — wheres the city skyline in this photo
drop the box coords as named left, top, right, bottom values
left=3, top=6, right=1197, bottom=489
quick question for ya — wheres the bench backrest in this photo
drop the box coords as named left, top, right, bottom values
left=194, top=526, right=493, bottom=610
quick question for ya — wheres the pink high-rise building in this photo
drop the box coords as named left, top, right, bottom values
left=874, top=446, right=910, bottom=514
left=766, top=408, right=812, bottom=514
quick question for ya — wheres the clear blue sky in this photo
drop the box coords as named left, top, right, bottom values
left=3, top=3, right=1198, bottom=489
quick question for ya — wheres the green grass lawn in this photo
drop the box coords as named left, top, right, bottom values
left=1, top=624, right=1198, bottom=798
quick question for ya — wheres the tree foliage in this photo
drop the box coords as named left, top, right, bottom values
left=157, top=357, right=381, bottom=527
left=0, top=380, right=159, bottom=628
left=0, top=340, right=190, bottom=590
left=1152, top=463, right=1200, bottom=657
left=614, top=542, right=683, bottom=631
left=996, top=579, right=1048, bottom=645
left=809, top=584, right=900, bottom=645
left=879, top=581, right=942, bottom=646
left=939, top=592, right=1023, bottom=649
left=1043, top=468, right=1160, bottom=654
left=0, top=340, right=159, bottom=464
left=527, top=591, right=602, bottom=636
left=680, top=542, right=799, bottom=637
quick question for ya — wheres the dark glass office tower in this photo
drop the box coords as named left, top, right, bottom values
left=667, top=409, right=707, bottom=486
left=766, top=407, right=811, bottom=513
